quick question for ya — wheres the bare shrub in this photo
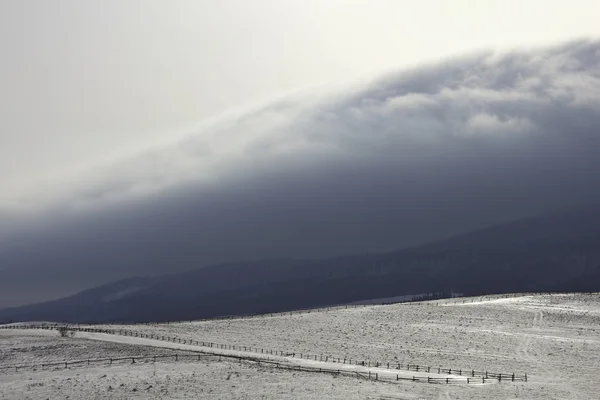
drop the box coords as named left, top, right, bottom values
left=58, top=326, right=75, bottom=338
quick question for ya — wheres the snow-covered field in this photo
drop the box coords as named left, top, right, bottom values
left=1, top=293, right=599, bottom=399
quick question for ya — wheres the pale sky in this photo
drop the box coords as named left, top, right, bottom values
left=1, top=0, right=600, bottom=201
left=2, top=1, right=600, bottom=307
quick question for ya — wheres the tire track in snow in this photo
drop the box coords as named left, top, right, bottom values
left=517, top=309, right=543, bottom=363
left=517, top=307, right=585, bottom=399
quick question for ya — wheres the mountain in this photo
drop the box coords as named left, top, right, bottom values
left=1, top=205, right=599, bottom=324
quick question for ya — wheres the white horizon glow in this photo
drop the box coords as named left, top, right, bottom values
left=2, top=0, right=600, bottom=207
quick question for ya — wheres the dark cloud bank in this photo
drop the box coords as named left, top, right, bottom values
left=1, top=39, right=600, bottom=308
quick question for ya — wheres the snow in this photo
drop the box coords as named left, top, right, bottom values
left=74, top=331, right=494, bottom=383
left=2, top=293, right=600, bottom=399
left=0, top=329, right=196, bottom=367
left=0, top=353, right=445, bottom=400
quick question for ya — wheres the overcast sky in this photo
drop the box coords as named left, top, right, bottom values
left=2, top=0, right=600, bottom=202
left=1, top=1, right=600, bottom=307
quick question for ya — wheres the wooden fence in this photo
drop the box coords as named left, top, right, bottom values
left=0, top=324, right=527, bottom=383
left=8, top=291, right=585, bottom=327
left=2, top=292, right=595, bottom=329
left=0, top=349, right=506, bottom=384
left=3, top=293, right=454, bottom=327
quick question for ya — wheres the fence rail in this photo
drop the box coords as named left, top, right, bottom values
left=0, top=294, right=458, bottom=328
left=2, top=292, right=588, bottom=328
left=0, top=353, right=198, bottom=373
left=0, top=324, right=528, bottom=383
left=0, top=349, right=505, bottom=385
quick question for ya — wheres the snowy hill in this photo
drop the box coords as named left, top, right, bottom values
left=1, top=293, right=599, bottom=399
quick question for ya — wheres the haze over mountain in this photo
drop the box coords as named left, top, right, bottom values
left=1, top=204, right=599, bottom=324
left=1, top=39, right=600, bottom=308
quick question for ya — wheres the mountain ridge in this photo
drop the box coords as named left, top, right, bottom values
left=1, top=204, right=599, bottom=323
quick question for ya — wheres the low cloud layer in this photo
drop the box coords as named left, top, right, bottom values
left=2, top=39, right=600, bottom=307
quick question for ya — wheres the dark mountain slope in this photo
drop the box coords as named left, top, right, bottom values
left=1, top=205, right=599, bottom=323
